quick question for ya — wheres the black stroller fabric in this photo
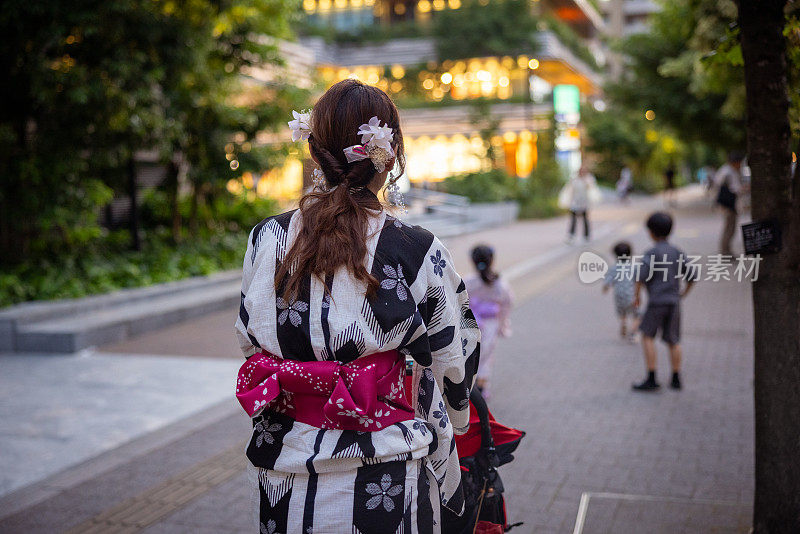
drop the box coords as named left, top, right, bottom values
left=442, top=388, right=524, bottom=534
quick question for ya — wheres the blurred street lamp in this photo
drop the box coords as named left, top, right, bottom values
left=645, top=109, right=655, bottom=120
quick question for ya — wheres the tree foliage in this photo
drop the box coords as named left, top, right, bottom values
left=433, top=0, right=540, bottom=60
left=0, top=0, right=307, bottom=264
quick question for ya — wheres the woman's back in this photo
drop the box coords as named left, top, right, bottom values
left=236, top=204, right=480, bottom=532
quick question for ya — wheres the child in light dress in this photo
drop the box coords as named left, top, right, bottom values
left=465, top=245, right=513, bottom=399
left=602, top=241, right=640, bottom=341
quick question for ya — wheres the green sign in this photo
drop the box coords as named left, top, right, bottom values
left=553, top=84, right=580, bottom=116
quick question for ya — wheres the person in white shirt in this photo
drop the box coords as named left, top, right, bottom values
left=560, top=166, right=600, bottom=243
left=616, top=166, right=633, bottom=202
left=712, top=152, right=745, bottom=256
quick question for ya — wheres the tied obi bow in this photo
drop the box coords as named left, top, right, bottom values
left=235, top=350, right=413, bottom=431
left=470, top=298, right=501, bottom=325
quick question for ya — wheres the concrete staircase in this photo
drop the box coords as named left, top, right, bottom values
left=0, top=271, right=241, bottom=353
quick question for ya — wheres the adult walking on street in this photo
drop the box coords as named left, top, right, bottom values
left=713, top=152, right=745, bottom=257
left=560, top=165, right=601, bottom=243
left=234, top=80, right=479, bottom=533
left=616, top=165, right=633, bottom=203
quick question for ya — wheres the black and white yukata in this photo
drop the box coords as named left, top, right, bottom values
left=235, top=205, right=480, bottom=534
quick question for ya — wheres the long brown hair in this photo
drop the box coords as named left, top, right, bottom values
left=276, top=79, right=406, bottom=300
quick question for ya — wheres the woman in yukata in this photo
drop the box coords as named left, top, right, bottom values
left=234, top=79, right=480, bottom=534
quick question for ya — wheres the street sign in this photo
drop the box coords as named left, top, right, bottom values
left=742, top=219, right=782, bottom=255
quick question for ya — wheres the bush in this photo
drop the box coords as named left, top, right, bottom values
left=2, top=190, right=279, bottom=307
left=441, top=164, right=566, bottom=219
left=442, top=169, right=518, bottom=202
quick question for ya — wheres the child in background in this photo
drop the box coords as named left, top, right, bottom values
left=465, top=245, right=513, bottom=399
left=603, top=241, right=640, bottom=342
left=633, top=212, right=698, bottom=391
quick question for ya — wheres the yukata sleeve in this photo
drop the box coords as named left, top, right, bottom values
left=424, top=238, right=481, bottom=435
left=234, top=227, right=258, bottom=359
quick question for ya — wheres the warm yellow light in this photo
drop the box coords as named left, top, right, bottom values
left=318, top=0, right=331, bottom=8
left=422, top=78, right=435, bottom=90
left=352, top=0, right=363, bottom=6
left=334, top=0, right=346, bottom=8
left=503, top=131, right=517, bottom=143
left=418, top=0, right=431, bottom=11
left=476, top=70, right=491, bottom=82
left=225, top=143, right=234, bottom=153
left=645, top=109, right=656, bottom=120
left=528, top=58, right=539, bottom=70
left=367, top=72, right=380, bottom=84
left=448, top=0, right=461, bottom=7
left=519, top=130, right=533, bottom=141
left=452, top=74, right=464, bottom=87
left=364, top=0, right=374, bottom=5
left=645, top=129, right=658, bottom=142
left=391, top=65, right=405, bottom=79
left=242, top=142, right=252, bottom=153
left=349, top=72, right=360, bottom=80
left=432, top=0, right=445, bottom=9
left=464, top=72, right=475, bottom=82
left=394, top=3, right=406, bottom=14
left=225, top=152, right=234, bottom=161
left=390, top=81, right=403, bottom=92
left=303, top=0, right=316, bottom=12
left=337, top=68, right=349, bottom=79
left=441, top=72, right=453, bottom=84
left=498, top=76, right=509, bottom=87
left=432, top=88, right=444, bottom=99
left=501, top=56, right=515, bottom=68
left=517, top=56, right=528, bottom=68
left=230, top=160, right=240, bottom=170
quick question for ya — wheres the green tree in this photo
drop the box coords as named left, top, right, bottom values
left=433, top=0, right=540, bottom=60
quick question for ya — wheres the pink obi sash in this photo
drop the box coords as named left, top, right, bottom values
left=235, top=350, right=414, bottom=432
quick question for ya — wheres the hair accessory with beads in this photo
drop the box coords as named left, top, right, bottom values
left=343, top=116, right=395, bottom=173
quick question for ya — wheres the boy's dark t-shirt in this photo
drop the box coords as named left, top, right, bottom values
left=638, top=241, right=697, bottom=305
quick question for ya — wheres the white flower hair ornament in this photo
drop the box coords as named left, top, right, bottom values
left=288, top=110, right=312, bottom=142
left=343, top=117, right=395, bottom=173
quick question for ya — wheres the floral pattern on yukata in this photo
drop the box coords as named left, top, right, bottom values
left=365, top=473, right=403, bottom=511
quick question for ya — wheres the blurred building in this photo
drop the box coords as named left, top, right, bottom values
left=240, top=0, right=606, bottom=199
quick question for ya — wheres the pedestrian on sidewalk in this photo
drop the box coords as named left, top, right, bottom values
left=712, top=152, right=745, bottom=257
left=234, top=79, right=479, bottom=533
left=465, top=245, right=513, bottom=399
left=663, top=166, right=677, bottom=207
left=559, top=165, right=601, bottom=244
left=632, top=212, right=698, bottom=392
left=602, top=241, right=640, bottom=342
left=616, top=165, right=633, bottom=203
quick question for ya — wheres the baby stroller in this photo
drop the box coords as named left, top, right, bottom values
left=442, top=387, right=525, bottom=533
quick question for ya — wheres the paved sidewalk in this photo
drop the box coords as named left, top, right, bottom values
left=0, top=189, right=754, bottom=532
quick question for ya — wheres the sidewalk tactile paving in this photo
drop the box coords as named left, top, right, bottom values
left=65, top=445, right=245, bottom=533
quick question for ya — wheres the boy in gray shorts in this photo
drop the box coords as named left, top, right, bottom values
left=633, top=212, right=698, bottom=391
